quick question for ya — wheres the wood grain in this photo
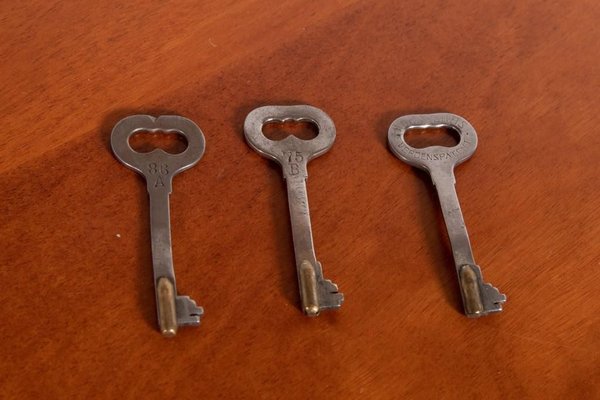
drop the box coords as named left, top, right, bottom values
left=1, top=1, right=598, bottom=399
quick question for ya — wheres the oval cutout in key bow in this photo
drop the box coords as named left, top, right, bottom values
left=262, top=119, right=319, bottom=141
left=404, top=126, right=460, bottom=149
left=129, top=130, right=189, bottom=154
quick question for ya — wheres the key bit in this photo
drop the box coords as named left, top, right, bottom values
left=388, top=112, right=506, bottom=317
left=244, top=105, right=343, bottom=316
left=299, top=260, right=342, bottom=315
left=111, top=115, right=205, bottom=335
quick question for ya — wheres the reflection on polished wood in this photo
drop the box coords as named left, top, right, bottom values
left=1, top=1, right=598, bottom=398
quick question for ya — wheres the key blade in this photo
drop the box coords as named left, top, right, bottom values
left=431, top=167, right=507, bottom=318
left=148, top=181, right=204, bottom=330
left=286, top=178, right=344, bottom=316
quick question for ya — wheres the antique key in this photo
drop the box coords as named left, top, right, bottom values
left=111, top=115, right=205, bottom=336
left=244, top=105, right=343, bottom=316
left=388, top=113, right=506, bottom=317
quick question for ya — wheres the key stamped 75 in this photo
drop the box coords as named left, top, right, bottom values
left=244, top=105, right=343, bottom=316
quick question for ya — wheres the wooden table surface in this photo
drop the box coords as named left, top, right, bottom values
left=1, top=1, right=599, bottom=398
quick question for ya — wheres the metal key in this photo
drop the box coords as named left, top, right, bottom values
left=388, top=113, right=506, bottom=317
left=111, top=115, right=205, bottom=336
left=244, top=105, right=343, bottom=316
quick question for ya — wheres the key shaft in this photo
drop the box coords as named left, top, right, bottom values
left=287, top=177, right=317, bottom=265
left=430, top=167, right=476, bottom=268
left=283, top=157, right=317, bottom=268
left=148, top=187, right=176, bottom=282
left=147, top=186, right=181, bottom=336
left=431, top=166, right=505, bottom=316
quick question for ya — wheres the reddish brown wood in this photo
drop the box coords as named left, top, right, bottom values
left=1, top=1, right=598, bottom=398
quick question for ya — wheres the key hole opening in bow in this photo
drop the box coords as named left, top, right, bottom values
left=404, top=126, right=460, bottom=148
left=262, top=119, right=319, bottom=141
left=129, top=130, right=189, bottom=154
